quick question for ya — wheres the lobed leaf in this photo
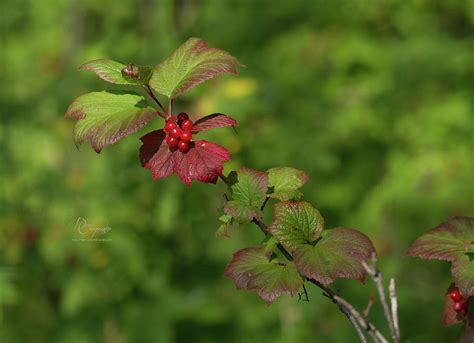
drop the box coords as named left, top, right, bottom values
left=140, top=130, right=229, bottom=185
left=268, top=201, right=324, bottom=251
left=80, top=59, right=153, bottom=85
left=192, top=114, right=238, bottom=132
left=406, top=216, right=474, bottom=261
left=293, top=228, right=375, bottom=287
left=149, top=38, right=243, bottom=98
left=223, top=168, right=268, bottom=223
left=224, top=246, right=303, bottom=304
left=267, top=167, right=309, bottom=201
left=65, top=91, right=157, bottom=153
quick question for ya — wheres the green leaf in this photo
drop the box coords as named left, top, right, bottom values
left=224, top=246, right=303, bottom=304
left=80, top=59, right=153, bottom=85
left=264, top=236, right=279, bottom=258
left=65, top=91, right=157, bottom=153
left=149, top=38, right=243, bottom=98
left=406, top=216, right=474, bottom=261
left=268, top=201, right=324, bottom=251
left=224, top=168, right=268, bottom=223
left=216, top=214, right=233, bottom=238
left=293, top=228, right=375, bottom=286
left=451, top=254, right=474, bottom=297
left=267, top=167, right=308, bottom=201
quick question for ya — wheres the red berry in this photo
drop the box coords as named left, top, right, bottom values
left=164, top=121, right=177, bottom=132
left=166, top=136, right=178, bottom=147
left=181, top=119, right=193, bottom=131
left=169, top=127, right=181, bottom=138
left=454, top=302, right=464, bottom=311
left=178, top=140, right=190, bottom=153
left=450, top=290, right=462, bottom=302
left=460, top=308, right=468, bottom=317
left=459, top=298, right=469, bottom=309
left=177, top=112, right=189, bottom=123
left=170, top=115, right=177, bottom=121
left=180, top=131, right=192, bottom=142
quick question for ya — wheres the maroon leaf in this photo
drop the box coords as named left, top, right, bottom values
left=192, top=114, right=238, bottom=132
left=140, top=131, right=229, bottom=185
left=443, top=283, right=464, bottom=326
left=172, top=140, right=229, bottom=185
left=139, top=130, right=174, bottom=180
left=224, top=246, right=303, bottom=304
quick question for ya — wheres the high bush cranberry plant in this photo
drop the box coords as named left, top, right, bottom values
left=65, top=38, right=473, bottom=342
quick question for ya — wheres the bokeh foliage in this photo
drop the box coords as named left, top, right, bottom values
left=1, top=0, right=473, bottom=342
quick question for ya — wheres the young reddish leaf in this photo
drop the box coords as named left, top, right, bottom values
left=443, top=283, right=464, bottom=326
left=192, top=114, right=238, bottom=132
left=451, top=255, right=474, bottom=297
left=224, top=246, right=303, bottom=304
left=65, top=91, right=157, bottom=153
left=223, top=168, right=268, bottom=223
left=406, top=216, right=474, bottom=261
left=293, top=228, right=375, bottom=287
left=267, top=167, right=309, bottom=201
left=149, top=38, right=244, bottom=98
left=268, top=201, right=324, bottom=251
left=140, top=131, right=229, bottom=186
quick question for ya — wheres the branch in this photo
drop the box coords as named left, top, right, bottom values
left=143, top=84, right=168, bottom=117
left=218, top=175, right=389, bottom=343
left=362, top=257, right=399, bottom=342
left=251, top=217, right=387, bottom=343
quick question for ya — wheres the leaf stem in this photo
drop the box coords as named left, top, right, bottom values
left=168, top=98, right=173, bottom=116
left=143, top=84, right=168, bottom=117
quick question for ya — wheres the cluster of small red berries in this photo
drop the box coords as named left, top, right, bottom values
left=164, top=112, right=194, bottom=153
left=449, top=289, right=470, bottom=317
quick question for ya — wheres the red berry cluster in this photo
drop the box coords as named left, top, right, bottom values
left=164, top=112, right=194, bottom=153
left=449, top=289, right=469, bottom=317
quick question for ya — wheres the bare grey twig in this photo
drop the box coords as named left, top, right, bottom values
left=362, top=256, right=399, bottom=343
left=389, top=278, right=400, bottom=341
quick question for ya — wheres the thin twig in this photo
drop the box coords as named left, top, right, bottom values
left=389, top=278, right=400, bottom=341
left=143, top=84, right=167, bottom=116
left=362, top=257, right=399, bottom=343
left=347, top=313, right=368, bottom=343
left=363, top=294, right=375, bottom=318
left=333, top=295, right=388, bottom=343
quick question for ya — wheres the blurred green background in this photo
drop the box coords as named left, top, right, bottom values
left=1, top=0, right=473, bottom=342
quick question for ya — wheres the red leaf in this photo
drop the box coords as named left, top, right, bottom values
left=172, top=140, right=230, bottom=185
left=443, top=283, right=464, bottom=326
left=192, top=113, right=238, bottom=132
left=140, top=131, right=229, bottom=185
